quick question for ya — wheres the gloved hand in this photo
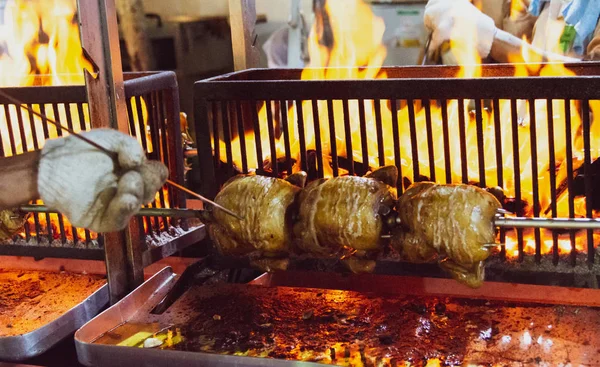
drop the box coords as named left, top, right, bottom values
left=424, top=0, right=497, bottom=59
left=38, top=129, right=168, bottom=233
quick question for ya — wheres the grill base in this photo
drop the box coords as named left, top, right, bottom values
left=75, top=267, right=600, bottom=367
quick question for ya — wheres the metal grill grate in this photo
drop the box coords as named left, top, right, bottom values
left=0, top=71, right=187, bottom=258
left=194, top=63, right=600, bottom=268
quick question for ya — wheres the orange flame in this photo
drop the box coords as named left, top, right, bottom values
left=216, top=0, right=599, bottom=258
left=0, top=0, right=152, bottom=242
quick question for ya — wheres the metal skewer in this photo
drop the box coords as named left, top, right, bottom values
left=494, top=215, right=600, bottom=230
left=19, top=204, right=206, bottom=219
left=165, top=180, right=243, bottom=220
left=0, top=89, right=242, bottom=220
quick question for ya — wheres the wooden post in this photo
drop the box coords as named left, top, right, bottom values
left=116, top=0, right=156, bottom=71
left=78, top=0, right=144, bottom=304
left=229, top=0, right=260, bottom=70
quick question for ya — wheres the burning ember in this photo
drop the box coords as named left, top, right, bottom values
left=215, top=0, right=600, bottom=259
left=0, top=0, right=161, bottom=241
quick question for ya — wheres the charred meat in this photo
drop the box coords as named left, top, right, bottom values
left=392, top=182, right=501, bottom=288
left=0, top=209, right=27, bottom=241
left=294, top=166, right=397, bottom=257
left=208, top=173, right=306, bottom=260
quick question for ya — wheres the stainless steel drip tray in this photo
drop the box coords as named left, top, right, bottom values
left=74, top=267, right=315, bottom=367
left=74, top=267, right=600, bottom=367
left=0, top=257, right=108, bottom=362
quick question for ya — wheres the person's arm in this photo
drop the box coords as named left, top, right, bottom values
left=0, top=151, right=40, bottom=210
left=424, top=0, right=580, bottom=66
left=490, top=28, right=580, bottom=63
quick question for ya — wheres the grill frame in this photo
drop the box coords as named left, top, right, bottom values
left=193, top=62, right=600, bottom=271
left=0, top=71, right=202, bottom=261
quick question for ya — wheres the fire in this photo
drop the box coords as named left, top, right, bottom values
left=216, top=0, right=599, bottom=259
left=0, top=0, right=152, bottom=242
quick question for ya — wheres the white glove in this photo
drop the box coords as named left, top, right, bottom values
left=38, top=129, right=168, bottom=233
left=424, top=0, right=497, bottom=58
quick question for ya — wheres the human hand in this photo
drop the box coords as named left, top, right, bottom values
left=424, top=0, right=497, bottom=59
left=38, top=129, right=168, bottom=233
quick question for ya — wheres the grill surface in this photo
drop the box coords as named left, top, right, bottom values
left=193, top=63, right=600, bottom=274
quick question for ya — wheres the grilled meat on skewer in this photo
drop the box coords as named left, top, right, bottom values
left=294, top=166, right=398, bottom=262
left=392, top=182, right=501, bottom=288
left=0, top=209, right=28, bottom=240
left=207, top=172, right=306, bottom=270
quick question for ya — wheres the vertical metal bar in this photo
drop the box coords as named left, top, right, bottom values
left=28, top=104, right=41, bottom=149
left=342, top=99, right=354, bottom=176
left=510, top=99, right=524, bottom=262
left=162, top=86, right=185, bottom=209
left=221, top=101, right=234, bottom=177
left=15, top=105, right=31, bottom=243
left=24, top=221, right=31, bottom=242
left=26, top=106, right=42, bottom=243
left=3, top=104, right=17, bottom=155
left=390, top=99, right=403, bottom=194
left=33, top=199, right=42, bottom=244
left=154, top=93, right=168, bottom=226
left=279, top=100, right=293, bottom=174
left=441, top=100, right=452, bottom=184
left=528, top=99, right=541, bottom=263
left=251, top=101, right=265, bottom=174
left=126, top=98, right=137, bottom=136
left=155, top=91, right=170, bottom=222
left=295, top=100, right=308, bottom=173
left=546, top=99, right=559, bottom=265
left=63, top=104, right=81, bottom=244
left=15, top=104, right=28, bottom=154
left=265, top=100, right=279, bottom=177
left=424, top=99, right=435, bottom=181
left=312, top=100, right=324, bottom=178
left=134, top=95, right=148, bottom=151
left=564, top=99, right=576, bottom=266
left=374, top=99, right=385, bottom=167
left=211, top=102, right=220, bottom=172
left=458, top=99, right=468, bottom=184
left=475, top=99, right=486, bottom=187
left=358, top=99, right=370, bottom=172
left=195, top=98, right=218, bottom=199
left=132, top=97, right=152, bottom=234
left=582, top=100, right=594, bottom=265
left=327, top=99, right=339, bottom=177
left=51, top=103, right=67, bottom=244
left=493, top=99, right=504, bottom=187
left=235, top=100, right=248, bottom=173
left=0, top=105, right=5, bottom=157
left=151, top=92, right=163, bottom=162
left=38, top=104, right=54, bottom=243
left=492, top=99, right=505, bottom=261
left=407, top=99, right=419, bottom=181
left=76, top=103, right=88, bottom=131
left=51, top=104, right=63, bottom=137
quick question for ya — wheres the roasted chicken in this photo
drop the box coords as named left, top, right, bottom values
left=207, top=172, right=306, bottom=264
left=392, top=182, right=501, bottom=288
left=293, top=166, right=398, bottom=258
left=0, top=209, right=27, bottom=241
